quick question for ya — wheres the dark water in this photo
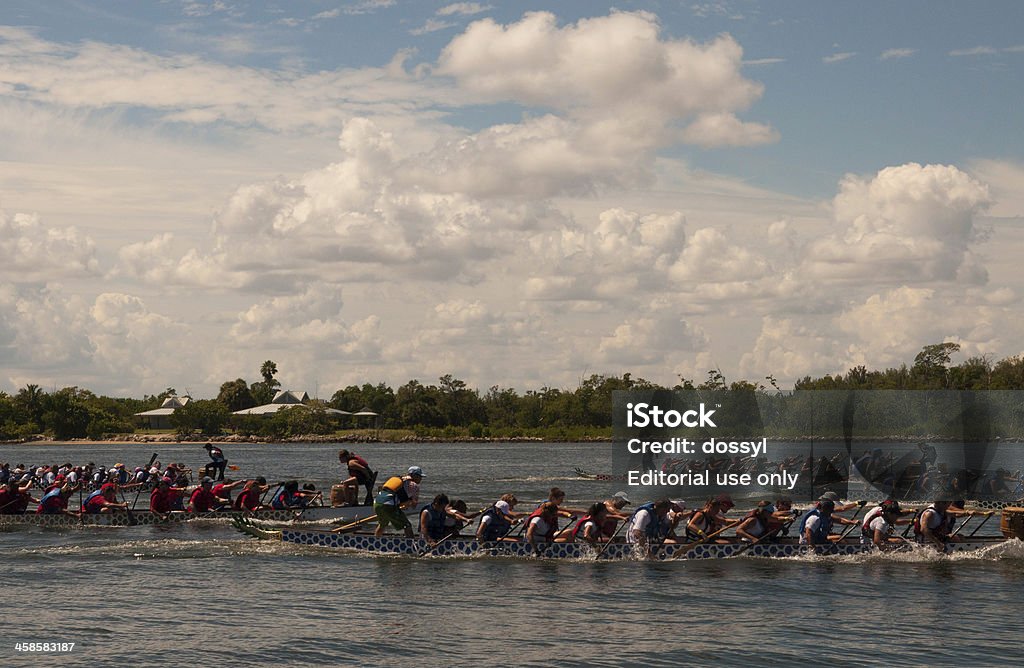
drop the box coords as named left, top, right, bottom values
left=2, top=442, right=1022, bottom=667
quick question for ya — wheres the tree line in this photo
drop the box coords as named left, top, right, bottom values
left=3, top=344, right=1024, bottom=440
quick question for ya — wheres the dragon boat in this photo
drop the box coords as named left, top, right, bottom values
left=0, top=504, right=385, bottom=528
left=231, top=508, right=1024, bottom=560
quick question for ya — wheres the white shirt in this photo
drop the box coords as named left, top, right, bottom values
left=626, top=508, right=654, bottom=544
left=799, top=515, right=822, bottom=545
left=528, top=516, right=553, bottom=541
left=577, top=520, right=599, bottom=541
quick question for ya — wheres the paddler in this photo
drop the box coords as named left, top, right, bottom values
left=373, top=466, right=424, bottom=538
left=444, top=499, right=472, bottom=537
left=337, top=449, right=376, bottom=506
left=525, top=501, right=560, bottom=547
left=35, top=482, right=79, bottom=516
left=271, top=480, right=316, bottom=510
left=798, top=499, right=859, bottom=546
left=734, top=501, right=777, bottom=543
left=81, top=483, right=129, bottom=514
left=626, top=498, right=678, bottom=550
left=233, top=477, right=269, bottom=512
left=211, top=479, right=245, bottom=510
left=150, top=477, right=184, bottom=517
left=685, top=494, right=734, bottom=543
left=599, top=491, right=632, bottom=539
left=568, top=502, right=609, bottom=544
left=0, top=479, right=37, bottom=514
left=914, top=496, right=955, bottom=548
left=477, top=494, right=520, bottom=541
left=419, top=493, right=452, bottom=546
left=860, top=499, right=906, bottom=548
left=189, top=477, right=229, bottom=513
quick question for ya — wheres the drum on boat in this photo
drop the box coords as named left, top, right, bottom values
left=330, top=484, right=347, bottom=507
left=999, top=507, right=1024, bottom=539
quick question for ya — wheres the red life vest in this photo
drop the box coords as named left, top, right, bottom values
left=234, top=488, right=259, bottom=511
left=150, top=488, right=172, bottom=513
left=571, top=514, right=596, bottom=541
left=526, top=507, right=557, bottom=541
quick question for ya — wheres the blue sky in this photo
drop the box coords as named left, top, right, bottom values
left=1, top=1, right=1023, bottom=396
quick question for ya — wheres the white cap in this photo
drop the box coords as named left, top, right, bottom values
left=494, top=500, right=510, bottom=514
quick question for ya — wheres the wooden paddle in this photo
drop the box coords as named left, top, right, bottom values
left=331, top=514, right=379, bottom=533
left=834, top=500, right=869, bottom=541
left=668, top=519, right=743, bottom=560
left=131, top=453, right=159, bottom=511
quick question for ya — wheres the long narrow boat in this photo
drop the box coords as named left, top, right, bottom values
left=231, top=516, right=1020, bottom=560
left=0, top=504, right=386, bottom=528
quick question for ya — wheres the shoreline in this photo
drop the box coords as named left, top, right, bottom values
left=3, top=434, right=1022, bottom=446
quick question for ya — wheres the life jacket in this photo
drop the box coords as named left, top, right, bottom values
left=422, top=505, right=448, bottom=540
left=190, top=488, right=216, bottom=512
left=571, top=514, right=597, bottom=541
left=525, top=508, right=557, bottom=542
left=798, top=508, right=833, bottom=545
left=632, top=503, right=667, bottom=539
left=82, top=489, right=107, bottom=513
left=685, top=508, right=715, bottom=541
left=913, top=506, right=949, bottom=540
left=234, top=488, right=259, bottom=511
left=36, top=488, right=65, bottom=514
left=271, top=486, right=307, bottom=510
left=150, top=488, right=172, bottom=513
left=861, top=506, right=885, bottom=540
left=479, top=505, right=513, bottom=541
left=209, top=447, right=225, bottom=461
left=741, top=510, right=768, bottom=538
left=375, top=476, right=410, bottom=505
left=0, top=488, right=13, bottom=513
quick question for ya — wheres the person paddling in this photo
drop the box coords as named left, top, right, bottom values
left=189, top=477, right=229, bottom=513
left=735, top=501, right=777, bottom=543
left=914, top=496, right=956, bottom=549
left=36, top=482, right=80, bottom=517
left=419, top=493, right=453, bottom=546
left=150, top=477, right=183, bottom=518
left=525, top=502, right=560, bottom=548
left=81, top=483, right=129, bottom=514
left=477, top=495, right=520, bottom=541
left=626, top=498, right=678, bottom=552
left=685, top=494, right=734, bottom=543
left=798, top=499, right=859, bottom=546
left=598, top=491, right=632, bottom=540
left=373, top=466, right=423, bottom=538
left=860, top=499, right=906, bottom=548
left=569, top=502, right=609, bottom=544
left=234, top=478, right=269, bottom=512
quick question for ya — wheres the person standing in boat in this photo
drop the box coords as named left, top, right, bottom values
left=373, top=466, right=423, bottom=538
left=337, top=449, right=376, bottom=506
left=203, top=443, right=228, bottom=481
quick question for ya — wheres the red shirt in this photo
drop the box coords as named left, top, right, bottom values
left=234, top=488, right=260, bottom=511
left=150, top=488, right=174, bottom=513
left=189, top=487, right=218, bottom=512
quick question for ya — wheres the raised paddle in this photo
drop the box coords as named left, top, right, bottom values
left=131, top=453, right=159, bottom=511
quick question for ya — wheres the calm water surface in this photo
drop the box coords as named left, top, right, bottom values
left=2, top=442, right=1022, bottom=667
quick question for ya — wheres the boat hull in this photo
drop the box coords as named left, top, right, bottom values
left=272, top=528, right=1014, bottom=560
left=0, top=505, right=378, bottom=528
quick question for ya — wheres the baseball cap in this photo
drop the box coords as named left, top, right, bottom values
left=613, top=491, right=631, bottom=505
left=714, top=494, right=735, bottom=508
left=670, top=499, right=687, bottom=512
left=201, top=476, right=214, bottom=484
left=819, top=491, right=841, bottom=502
left=408, top=466, right=425, bottom=478
left=494, top=500, right=511, bottom=514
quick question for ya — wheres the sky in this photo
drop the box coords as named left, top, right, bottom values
left=1, top=0, right=1023, bottom=398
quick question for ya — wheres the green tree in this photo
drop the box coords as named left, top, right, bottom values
left=217, top=378, right=256, bottom=411
left=170, top=399, right=229, bottom=437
